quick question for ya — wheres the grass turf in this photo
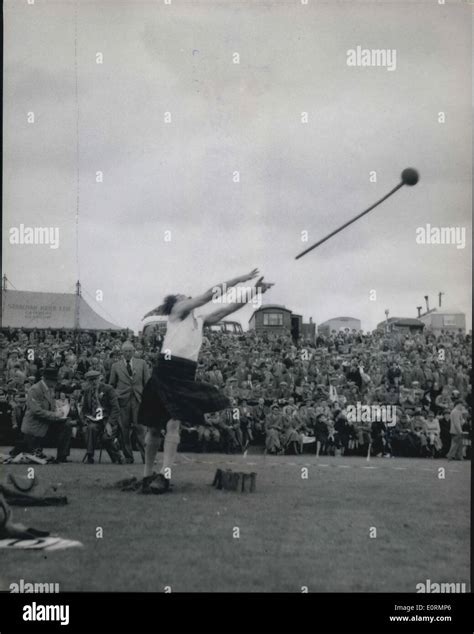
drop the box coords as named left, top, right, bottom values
left=0, top=449, right=470, bottom=592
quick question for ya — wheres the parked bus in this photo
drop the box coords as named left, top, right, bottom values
left=206, top=320, right=243, bottom=335
left=141, top=315, right=168, bottom=342
left=141, top=316, right=243, bottom=339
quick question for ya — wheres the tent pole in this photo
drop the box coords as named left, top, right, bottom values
left=75, top=280, right=81, bottom=355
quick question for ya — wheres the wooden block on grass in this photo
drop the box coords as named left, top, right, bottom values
left=212, top=468, right=257, bottom=492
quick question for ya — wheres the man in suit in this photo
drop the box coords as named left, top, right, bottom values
left=82, top=370, right=125, bottom=464
left=21, top=366, right=73, bottom=463
left=109, top=341, right=150, bottom=463
left=446, top=400, right=466, bottom=461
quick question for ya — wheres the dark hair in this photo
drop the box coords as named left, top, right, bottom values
left=160, top=295, right=179, bottom=316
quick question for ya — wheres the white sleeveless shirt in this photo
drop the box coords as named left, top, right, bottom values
left=162, top=311, right=204, bottom=362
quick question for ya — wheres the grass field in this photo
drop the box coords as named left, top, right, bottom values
left=0, top=449, right=470, bottom=593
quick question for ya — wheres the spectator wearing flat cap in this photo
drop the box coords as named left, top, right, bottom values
left=81, top=370, right=125, bottom=464
left=21, top=366, right=73, bottom=463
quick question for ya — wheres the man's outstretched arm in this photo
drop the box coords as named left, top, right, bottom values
left=173, top=269, right=260, bottom=318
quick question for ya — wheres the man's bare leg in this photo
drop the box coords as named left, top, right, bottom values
left=144, top=428, right=161, bottom=478
left=161, top=419, right=181, bottom=479
left=143, top=419, right=181, bottom=494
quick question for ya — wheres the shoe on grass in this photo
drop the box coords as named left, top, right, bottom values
left=149, top=473, right=170, bottom=495
left=141, top=473, right=160, bottom=494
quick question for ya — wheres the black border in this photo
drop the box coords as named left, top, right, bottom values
left=0, top=592, right=472, bottom=633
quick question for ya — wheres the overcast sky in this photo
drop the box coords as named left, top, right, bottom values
left=3, top=0, right=472, bottom=333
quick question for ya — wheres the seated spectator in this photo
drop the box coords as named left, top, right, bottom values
left=411, top=413, right=429, bottom=456
left=58, top=355, right=77, bottom=384
left=197, top=413, right=221, bottom=452
left=81, top=370, right=124, bottom=464
left=265, top=405, right=283, bottom=455
left=281, top=414, right=303, bottom=455
left=217, top=408, right=241, bottom=454
left=424, top=411, right=442, bottom=457
left=435, top=386, right=453, bottom=413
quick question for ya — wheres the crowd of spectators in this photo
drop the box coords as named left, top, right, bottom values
left=0, top=324, right=471, bottom=461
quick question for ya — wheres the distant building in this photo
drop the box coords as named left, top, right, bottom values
left=291, top=314, right=316, bottom=342
left=376, top=317, right=425, bottom=334
left=318, top=316, right=361, bottom=336
left=249, top=305, right=315, bottom=341
left=418, top=307, right=466, bottom=335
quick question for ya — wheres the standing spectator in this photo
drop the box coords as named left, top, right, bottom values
left=102, top=350, right=117, bottom=383
left=446, top=401, right=465, bottom=461
left=313, top=413, right=328, bottom=457
left=109, top=341, right=150, bottom=463
left=438, top=409, right=452, bottom=457
left=12, top=392, right=27, bottom=431
left=0, top=388, right=14, bottom=437
left=371, top=420, right=385, bottom=457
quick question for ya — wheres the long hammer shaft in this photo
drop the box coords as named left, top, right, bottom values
left=295, top=182, right=404, bottom=260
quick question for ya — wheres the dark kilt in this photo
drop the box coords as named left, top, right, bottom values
left=138, top=354, right=230, bottom=432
